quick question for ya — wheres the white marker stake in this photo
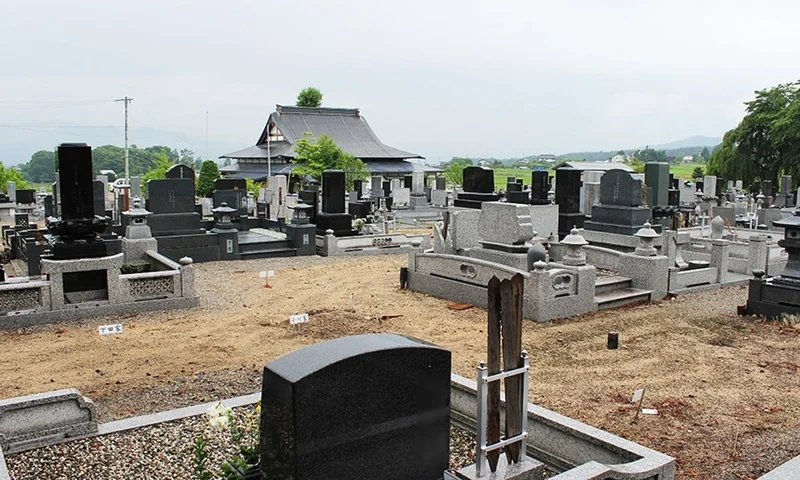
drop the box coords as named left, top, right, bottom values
left=261, top=270, right=275, bottom=288
left=99, top=324, right=123, bottom=355
left=290, top=313, right=309, bottom=334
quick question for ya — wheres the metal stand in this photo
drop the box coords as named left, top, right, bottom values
left=474, top=351, right=530, bottom=477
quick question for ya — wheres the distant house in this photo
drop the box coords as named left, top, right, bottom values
left=682, top=155, right=694, bottom=163
left=610, top=154, right=626, bottom=163
left=477, top=160, right=492, bottom=167
left=219, top=105, right=434, bottom=181
left=537, top=154, right=557, bottom=163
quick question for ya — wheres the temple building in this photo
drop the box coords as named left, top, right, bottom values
left=220, top=105, right=435, bottom=184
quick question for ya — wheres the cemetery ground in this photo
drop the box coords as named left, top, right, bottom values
left=0, top=255, right=798, bottom=479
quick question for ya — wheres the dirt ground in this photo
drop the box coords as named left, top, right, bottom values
left=0, top=254, right=798, bottom=479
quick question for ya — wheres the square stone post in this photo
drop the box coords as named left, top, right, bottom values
left=710, top=239, right=729, bottom=285
left=747, top=234, right=768, bottom=275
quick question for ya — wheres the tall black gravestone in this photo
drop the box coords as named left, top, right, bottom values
left=93, top=180, right=106, bottom=218
left=298, top=186, right=318, bottom=225
left=260, top=333, right=451, bottom=480
left=454, top=166, right=500, bottom=208
left=353, top=179, right=363, bottom=198
left=316, top=170, right=353, bottom=236
left=44, top=143, right=107, bottom=259
left=555, top=168, right=584, bottom=238
left=530, top=171, right=550, bottom=205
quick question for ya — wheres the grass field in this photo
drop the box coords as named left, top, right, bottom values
left=492, top=164, right=706, bottom=189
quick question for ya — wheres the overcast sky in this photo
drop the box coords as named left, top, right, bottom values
left=2, top=0, right=799, bottom=163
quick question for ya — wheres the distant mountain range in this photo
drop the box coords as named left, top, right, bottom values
left=647, top=136, right=722, bottom=150
left=0, top=124, right=246, bottom=166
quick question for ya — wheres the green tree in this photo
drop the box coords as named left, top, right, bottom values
left=197, top=160, right=220, bottom=197
left=692, top=166, right=705, bottom=179
left=635, top=146, right=668, bottom=163
left=141, top=152, right=174, bottom=195
left=296, top=87, right=323, bottom=108
left=0, top=162, right=30, bottom=191
left=443, top=157, right=473, bottom=186
left=708, top=81, right=800, bottom=185
left=292, top=133, right=368, bottom=190
left=18, top=150, right=56, bottom=183
left=627, top=157, right=646, bottom=174
left=700, top=147, right=710, bottom=160
left=245, top=178, right=261, bottom=198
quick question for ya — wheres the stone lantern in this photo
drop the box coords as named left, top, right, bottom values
left=289, top=201, right=314, bottom=225
left=634, top=222, right=659, bottom=256
left=122, top=196, right=152, bottom=239
left=561, top=227, right=588, bottom=266
left=772, top=210, right=800, bottom=282
left=211, top=202, right=237, bottom=231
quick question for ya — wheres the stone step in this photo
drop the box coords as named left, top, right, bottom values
left=595, top=288, right=652, bottom=310
left=594, top=275, right=632, bottom=294
left=238, top=240, right=293, bottom=253
left=239, top=247, right=297, bottom=259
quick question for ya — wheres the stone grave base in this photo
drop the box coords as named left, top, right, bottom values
left=455, top=454, right=546, bottom=480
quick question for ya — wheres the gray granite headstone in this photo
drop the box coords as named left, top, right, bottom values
left=130, top=177, right=142, bottom=199
left=600, top=169, right=642, bottom=207
left=6, top=182, right=16, bottom=204
left=260, top=333, right=451, bottom=480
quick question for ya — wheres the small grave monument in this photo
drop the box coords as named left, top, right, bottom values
left=744, top=208, right=800, bottom=318
left=584, top=169, right=658, bottom=235
left=315, top=169, right=354, bottom=236
left=454, top=166, right=500, bottom=209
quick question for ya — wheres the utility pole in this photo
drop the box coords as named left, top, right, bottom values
left=114, top=96, right=133, bottom=180
left=205, top=111, right=209, bottom=160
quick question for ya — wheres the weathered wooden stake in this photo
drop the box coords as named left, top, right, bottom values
left=486, top=276, right=502, bottom=471
left=501, top=274, right=525, bottom=463
left=399, top=267, right=409, bottom=289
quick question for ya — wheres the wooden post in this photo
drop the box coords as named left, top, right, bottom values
left=486, top=276, right=502, bottom=471
left=501, top=274, right=524, bottom=463
left=399, top=267, right=409, bottom=289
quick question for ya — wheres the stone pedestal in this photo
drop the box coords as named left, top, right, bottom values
left=316, top=212, right=354, bottom=237
left=286, top=223, right=316, bottom=256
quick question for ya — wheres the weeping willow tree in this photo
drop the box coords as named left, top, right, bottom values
left=707, top=81, right=800, bottom=187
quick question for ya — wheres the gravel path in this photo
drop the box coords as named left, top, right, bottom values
left=6, top=402, right=477, bottom=480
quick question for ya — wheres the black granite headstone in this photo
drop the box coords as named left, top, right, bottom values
left=57, top=143, right=95, bottom=219
left=148, top=179, right=196, bottom=214
left=93, top=181, right=105, bottom=217
left=15, top=190, right=36, bottom=205
left=322, top=170, right=346, bottom=214
left=353, top=179, right=363, bottom=198
left=382, top=181, right=391, bottom=198
left=750, top=182, right=760, bottom=195
left=462, top=166, right=494, bottom=193
left=644, top=162, right=669, bottom=207
left=435, top=177, right=446, bottom=190
left=696, top=180, right=704, bottom=193
left=298, top=187, right=318, bottom=224
left=506, top=178, right=522, bottom=192
left=348, top=201, right=370, bottom=219
left=260, top=333, right=451, bottom=480
left=531, top=171, right=549, bottom=205
left=214, top=178, right=247, bottom=191
left=716, top=178, right=725, bottom=198
left=44, top=195, right=54, bottom=218
left=555, top=169, right=582, bottom=213
left=403, top=175, right=412, bottom=189
left=599, top=169, right=642, bottom=207
left=166, top=164, right=195, bottom=180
